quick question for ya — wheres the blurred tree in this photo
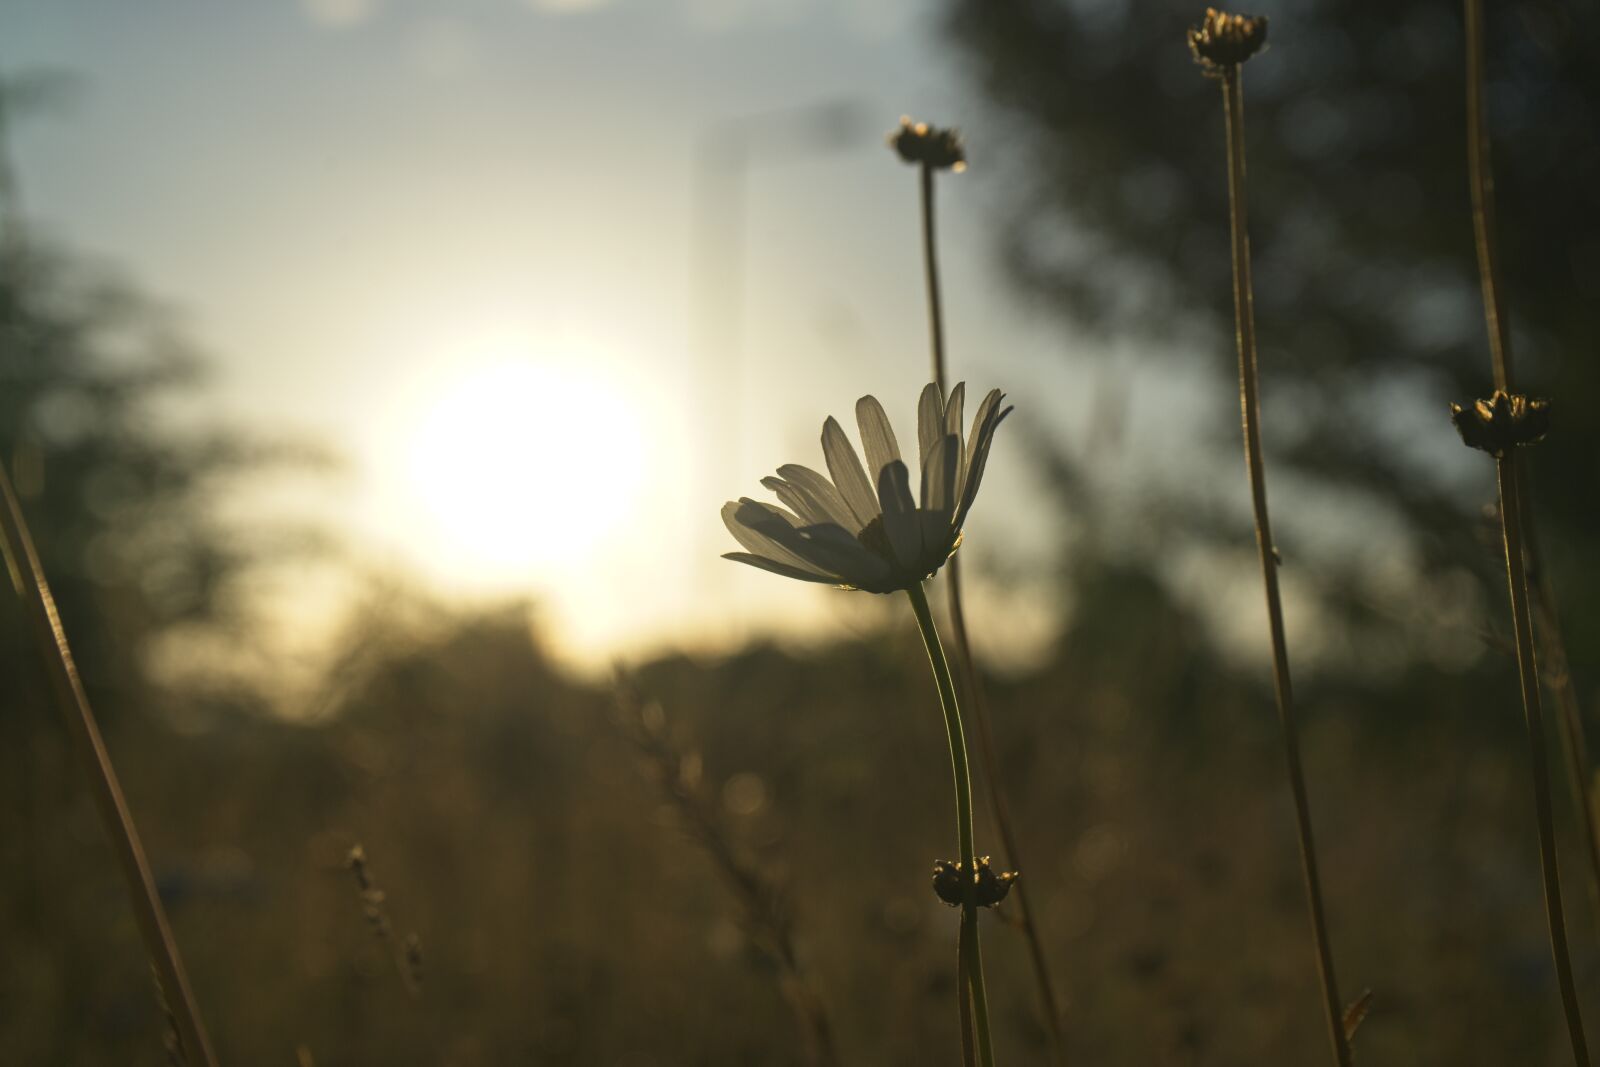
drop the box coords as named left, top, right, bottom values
left=0, top=76, right=325, bottom=719
left=0, top=75, right=325, bottom=1061
left=944, top=0, right=1600, bottom=679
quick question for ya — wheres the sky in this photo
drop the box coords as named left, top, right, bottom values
left=2, top=1, right=1230, bottom=679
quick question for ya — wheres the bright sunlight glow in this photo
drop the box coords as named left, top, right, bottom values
left=402, top=357, right=645, bottom=580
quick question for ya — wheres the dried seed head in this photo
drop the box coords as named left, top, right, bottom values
left=347, top=844, right=372, bottom=890
left=888, top=116, right=967, bottom=172
left=931, top=856, right=1019, bottom=908
left=1450, top=389, right=1551, bottom=457
left=1188, top=8, right=1268, bottom=74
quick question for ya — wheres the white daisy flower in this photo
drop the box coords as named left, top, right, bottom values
left=722, top=382, right=1011, bottom=593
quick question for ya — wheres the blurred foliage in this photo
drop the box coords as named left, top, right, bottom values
left=945, top=0, right=1600, bottom=676
left=0, top=239, right=328, bottom=721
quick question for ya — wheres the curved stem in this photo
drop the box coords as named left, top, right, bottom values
left=1496, top=460, right=1591, bottom=1064
left=920, top=157, right=1065, bottom=1063
left=1220, top=67, right=1351, bottom=1067
left=906, top=581, right=994, bottom=1066
left=0, top=463, right=217, bottom=1066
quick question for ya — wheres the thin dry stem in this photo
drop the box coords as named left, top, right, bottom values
left=1219, top=67, right=1352, bottom=1067
left=346, top=844, right=423, bottom=999
left=1529, top=523, right=1600, bottom=928
left=0, top=463, right=217, bottom=1066
left=1495, top=461, right=1591, bottom=1063
left=1463, top=0, right=1600, bottom=934
left=1464, top=0, right=1511, bottom=389
left=919, top=157, right=1066, bottom=1064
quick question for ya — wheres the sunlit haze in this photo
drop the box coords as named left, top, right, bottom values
left=388, top=345, right=648, bottom=579
left=1, top=1, right=1211, bottom=673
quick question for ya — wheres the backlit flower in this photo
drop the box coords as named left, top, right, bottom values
left=722, top=382, right=1010, bottom=593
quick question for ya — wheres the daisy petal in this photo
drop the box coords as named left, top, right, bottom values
left=822, top=416, right=881, bottom=528
left=920, top=432, right=960, bottom=515
left=722, top=500, right=836, bottom=578
left=723, top=552, right=841, bottom=586
left=945, top=381, right=968, bottom=503
left=735, top=498, right=890, bottom=588
left=855, top=394, right=902, bottom=484
left=920, top=512, right=957, bottom=564
left=762, top=476, right=834, bottom=529
left=876, top=460, right=922, bottom=569
left=920, top=433, right=960, bottom=559
left=955, top=401, right=1012, bottom=531
left=917, top=382, right=944, bottom=474
left=958, top=388, right=1003, bottom=507
left=775, top=464, right=862, bottom=532
left=944, top=382, right=966, bottom=440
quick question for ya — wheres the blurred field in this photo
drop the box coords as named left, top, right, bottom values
left=5, top=1, right=1600, bottom=1063
left=5, top=567, right=1597, bottom=1064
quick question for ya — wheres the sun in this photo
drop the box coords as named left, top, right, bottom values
left=402, top=357, right=644, bottom=580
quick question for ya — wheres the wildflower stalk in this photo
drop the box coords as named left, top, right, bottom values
left=916, top=143, right=1065, bottom=1065
left=1493, top=457, right=1591, bottom=1063
left=1216, top=64, right=1351, bottom=1067
left=1463, top=0, right=1600, bottom=932
left=906, top=579, right=995, bottom=1067
left=0, top=462, right=217, bottom=1067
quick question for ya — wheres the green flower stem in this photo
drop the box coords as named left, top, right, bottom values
left=957, top=908, right=977, bottom=1067
left=907, top=580, right=994, bottom=1067
left=1219, top=65, right=1351, bottom=1067
left=962, top=907, right=994, bottom=1067
left=919, top=154, right=1066, bottom=1065
left=1495, top=458, right=1591, bottom=1064
left=0, top=463, right=217, bottom=1067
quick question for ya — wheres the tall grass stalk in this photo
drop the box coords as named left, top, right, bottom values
left=0, top=463, right=217, bottom=1066
left=1492, top=457, right=1591, bottom=1063
left=1463, top=0, right=1600, bottom=929
left=1215, top=63, right=1352, bottom=1067
left=906, top=581, right=995, bottom=1067
left=915, top=154, right=1066, bottom=1063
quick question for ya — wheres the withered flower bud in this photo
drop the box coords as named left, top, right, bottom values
left=888, top=116, right=967, bottom=172
left=1450, top=390, right=1551, bottom=457
left=1188, top=8, right=1268, bottom=74
left=931, top=856, right=1019, bottom=908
